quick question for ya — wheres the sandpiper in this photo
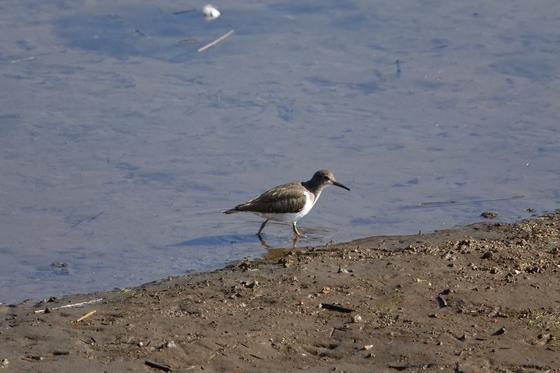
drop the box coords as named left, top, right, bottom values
left=223, top=170, right=350, bottom=236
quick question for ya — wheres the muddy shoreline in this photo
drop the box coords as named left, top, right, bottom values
left=1, top=212, right=560, bottom=372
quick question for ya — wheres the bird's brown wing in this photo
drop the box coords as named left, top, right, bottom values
left=232, top=182, right=307, bottom=214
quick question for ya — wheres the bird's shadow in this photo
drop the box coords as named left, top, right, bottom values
left=168, top=234, right=301, bottom=249
left=168, top=234, right=261, bottom=247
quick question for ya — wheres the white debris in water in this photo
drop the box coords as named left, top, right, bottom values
left=202, top=4, right=221, bottom=20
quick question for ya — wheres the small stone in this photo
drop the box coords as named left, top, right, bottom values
left=352, top=314, right=363, bottom=323
left=494, top=327, right=506, bottom=335
left=481, top=212, right=498, bottom=219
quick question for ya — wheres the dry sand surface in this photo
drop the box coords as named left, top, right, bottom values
left=1, top=212, right=560, bottom=373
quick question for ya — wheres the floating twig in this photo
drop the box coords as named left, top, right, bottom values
left=419, top=201, right=457, bottom=206
left=180, top=39, right=198, bottom=44
left=75, top=310, right=96, bottom=322
left=11, top=57, right=35, bottom=63
left=145, top=360, right=173, bottom=372
left=198, top=30, right=234, bottom=52
left=418, top=195, right=524, bottom=207
left=72, top=211, right=105, bottom=228
left=173, top=9, right=197, bottom=15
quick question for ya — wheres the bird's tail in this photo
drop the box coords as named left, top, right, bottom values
left=223, top=209, right=240, bottom=214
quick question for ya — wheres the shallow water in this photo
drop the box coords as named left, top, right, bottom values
left=1, top=0, right=559, bottom=304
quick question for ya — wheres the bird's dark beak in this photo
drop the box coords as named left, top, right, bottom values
left=333, top=181, right=350, bottom=191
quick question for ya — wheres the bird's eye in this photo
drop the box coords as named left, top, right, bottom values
left=323, top=175, right=329, bottom=180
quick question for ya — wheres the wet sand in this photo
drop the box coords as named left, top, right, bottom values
left=1, top=212, right=559, bottom=372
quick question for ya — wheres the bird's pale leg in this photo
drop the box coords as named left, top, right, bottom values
left=292, top=222, right=302, bottom=236
left=257, top=219, right=269, bottom=236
